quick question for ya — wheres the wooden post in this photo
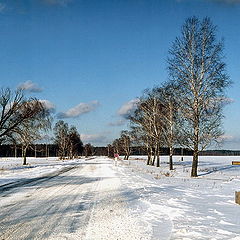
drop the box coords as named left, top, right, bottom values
left=235, top=191, right=240, bottom=205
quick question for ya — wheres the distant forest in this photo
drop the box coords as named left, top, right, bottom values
left=0, top=144, right=239, bottom=158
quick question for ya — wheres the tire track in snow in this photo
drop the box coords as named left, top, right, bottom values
left=84, top=163, right=151, bottom=240
left=0, top=164, right=101, bottom=239
left=0, top=167, right=82, bottom=226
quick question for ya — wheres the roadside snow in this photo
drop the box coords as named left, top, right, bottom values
left=0, top=157, right=85, bottom=187
left=117, top=155, right=240, bottom=240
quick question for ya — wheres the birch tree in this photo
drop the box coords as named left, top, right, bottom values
left=129, top=90, right=165, bottom=167
left=112, top=138, right=121, bottom=155
left=129, top=125, right=153, bottom=165
left=119, top=130, right=131, bottom=160
left=154, top=84, right=179, bottom=170
left=168, top=17, right=230, bottom=177
left=54, top=120, right=69, bottom=159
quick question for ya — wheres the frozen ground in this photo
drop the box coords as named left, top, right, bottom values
left=119, top=155, right=240, bottom=240
left=0, top=155, right=240, bottom=239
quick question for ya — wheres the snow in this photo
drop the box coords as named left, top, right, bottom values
left=0, top=157, right=86, bottom=187
left=0, top=155, right=240, bottom=239
left=84, top=160, right=151, bottom=240
left=117, top=155, right=240, bottom=239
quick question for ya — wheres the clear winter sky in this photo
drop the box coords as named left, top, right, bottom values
left=0, top=0, right=239, bottom=149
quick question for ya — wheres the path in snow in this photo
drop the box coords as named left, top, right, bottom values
left=0, top=158, right=151, bottom=240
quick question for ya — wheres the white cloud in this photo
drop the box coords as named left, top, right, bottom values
left=219, top=135, right=240, bottom=150
left=108, top=119, right=126, bottom=127
left=117, top=98, right=140, bottom=118
left=219, top=135, right=234, bottom=141
left=81, top=133, right=107, bottom=143
left=57, top=101, right=99, bottom=119
left=39, top=99, right=56, bottom=112
left=18, top=80, right=43, bottom=93
left=220, top=135, right=240, bottom=142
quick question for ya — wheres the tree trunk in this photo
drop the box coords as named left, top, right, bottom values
left=126, top=149, right=130, bottom=160
left=147, top=153, right=151, bottom=165
left=46, top=144, right=48, bottom=158
left=169, top=146, right=173, bottom=170
left=35, top=145, right=37, bottom=158
left=191, top=115, right=199, bottom=177
left=152, top=154, right=155, bottom=166
left=156, top=144, right=160, bottom=167
left=151, top=145, right=157, bottom=166
left=152, top=158, right=155, bottom=166
left=15, top=145, right=17, bottom=158
left=147, top=146, right=152, bottom=165
left=70, top=143, right=73, bottom=159
left=169, top=101, right=174, bottom=170
left=23, top=147, right=27, bottom=165
left=191, top=143, right=199, bottom=177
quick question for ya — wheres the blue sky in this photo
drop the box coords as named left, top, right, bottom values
left=0, top=0, right=240, bottom=149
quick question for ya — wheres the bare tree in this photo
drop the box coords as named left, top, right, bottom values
left=119, top=130, right=131, bottom=160
left=112, top=138, right=121, bottom=155
left=54, top=121, right=83, bottom=159
left=14, top=102, right=51, bottom=165
left=107, top=144, right=113, bottom=158
left=129, top=90, right=165, bottom=167
left=84, top=143, right=94, bottom=157
left=68, top=126, right=83, bottom=159
left=168, top=17, right=230, bottom=177
left=0, top=88, right=48, bottom=145
left=54, top=120, right=69, bottom=159
left=154, top=84, right=179, bottom=170
left=130, top=125, right=154, bottom=165
left=129, top=102, right=154, bottom=164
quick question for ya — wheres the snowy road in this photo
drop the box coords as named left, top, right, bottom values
left=2, top=156, right=239, bottom=240
left=0, top=158, right=151, bottom=240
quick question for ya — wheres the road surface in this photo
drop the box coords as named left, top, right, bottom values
left=0, top=158, right=151, bottom=240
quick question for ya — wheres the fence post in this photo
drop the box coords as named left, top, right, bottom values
left=235, top=191, right=240, bottom=205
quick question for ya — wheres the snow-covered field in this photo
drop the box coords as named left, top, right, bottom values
left=0, top=155, right=240, bottom=239
left=118, top=155, right=240, bottom=240
left=0, top=157, right=86, bottom=187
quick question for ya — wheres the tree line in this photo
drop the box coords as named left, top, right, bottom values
left=111, top=17, right=231, bottom=177
left=0, top=17, right=231, bottom=177
left=0, top=88, right=94, bottom=163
